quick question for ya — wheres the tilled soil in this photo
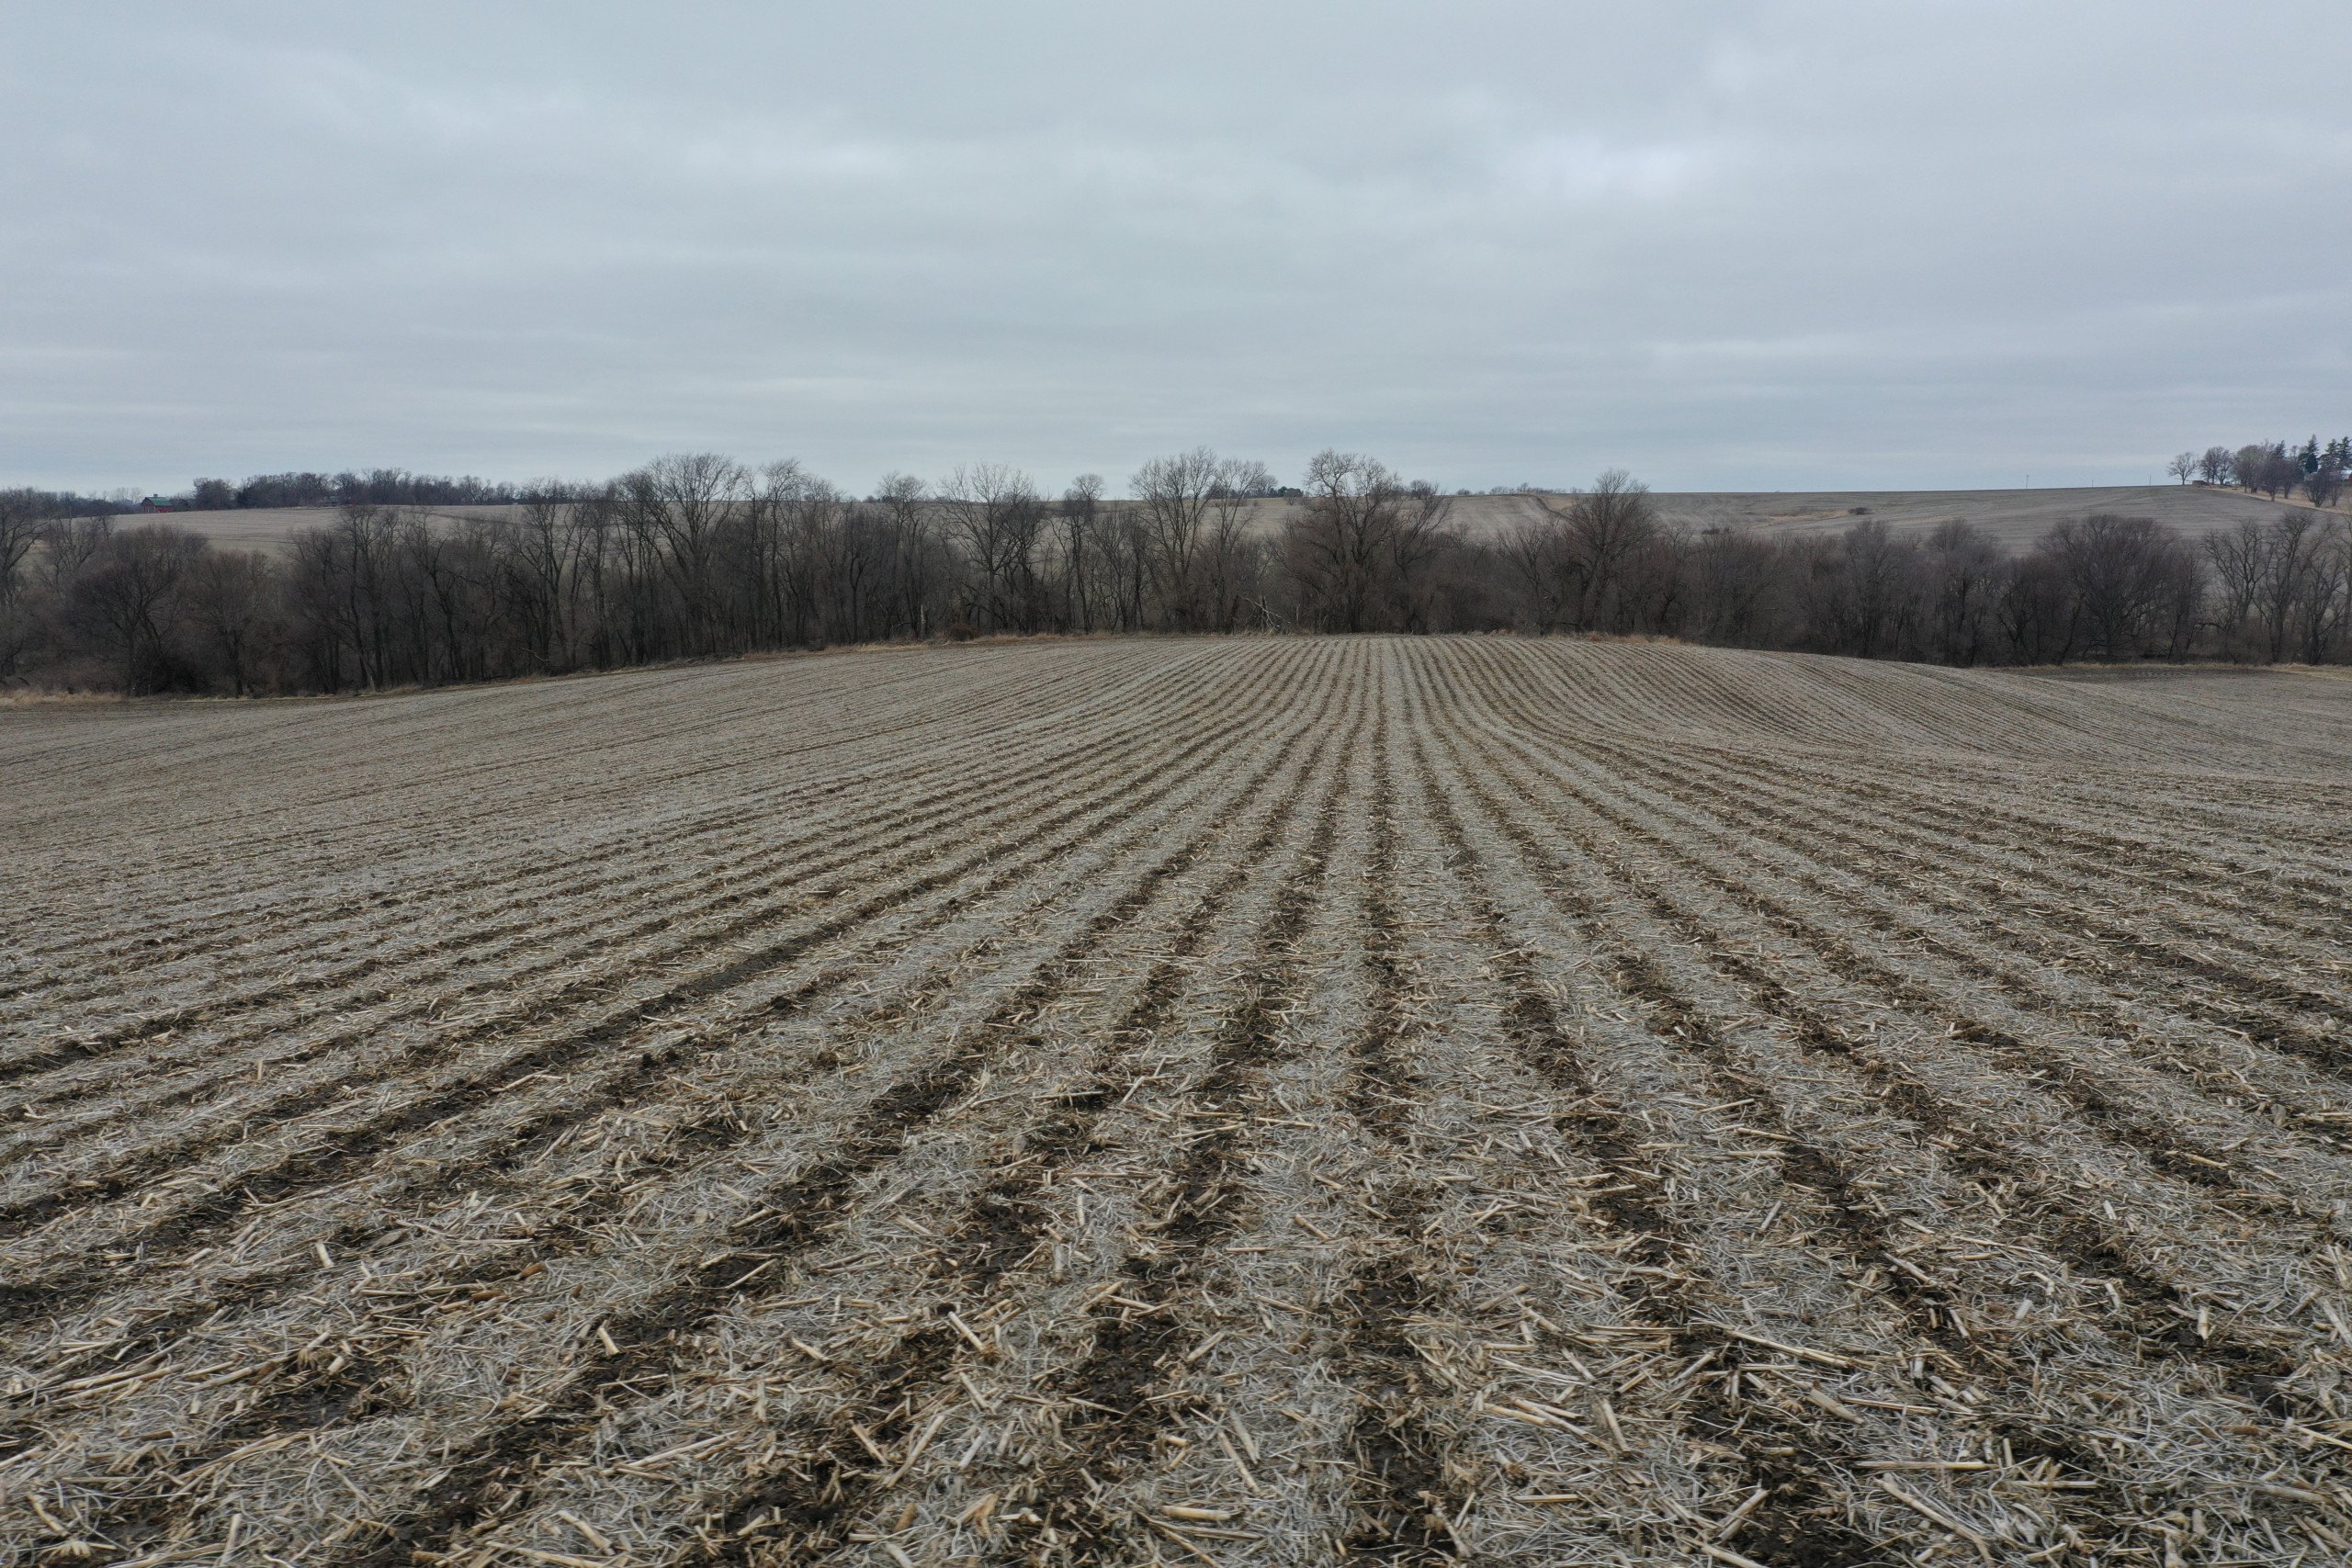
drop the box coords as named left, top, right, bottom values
left=3, top=637, right=2349, bottom=1568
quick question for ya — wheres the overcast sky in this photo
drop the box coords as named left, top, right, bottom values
left=6, top=3, right=2347, bottom=496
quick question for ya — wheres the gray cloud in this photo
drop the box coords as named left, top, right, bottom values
left=5, top=1, right=2347, bottom=494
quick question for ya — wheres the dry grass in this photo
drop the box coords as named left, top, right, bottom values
left=2, top=636, right=2349, bottom=1567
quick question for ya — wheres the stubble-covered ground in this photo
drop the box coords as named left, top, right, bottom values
left=4, top=637, right=2351, bottom=1567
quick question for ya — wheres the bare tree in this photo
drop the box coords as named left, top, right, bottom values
left=2233, top=444, right=2275, bottom=491
left=1830, top=518, right=1919, bottom=659
left=876, top=474, right=937, bottom=639
left=2290, top=522, right=2349, bottom=663
left=288, top=502, right=401, bottom=689
left=824, top=501, right=892, bottom=645
left=2257, top=510, right=2324, bottom=663
left=1130, top=447, right=1222, bottom=629
left=2259, top=452, right=2304, bottom=500
left=1533, top=469, right=1662, bottom=633
left=1387, top=481, right=1456, bottom=631
left=0, top=491, right=47, bottom=608
left=2042, top=513, right=2200, bottom=661
left=1685, top=530, right=1785, bottom=646
left=498, top=484, right=586, bottom=671
left=743, top=458, right=827, bottom=646
left=32, top=515, right=114, bottom=595
left=940, top=463, right=1042, bottom=633
left=413, top=513, right=501, bottom=683
left=562, top=485, right=627, bottom=668
left=790, top=474, right=858, bottom=645
left=70, top=524, right=205, bottom=692
left=187, top=548, right=278, bottom=694
left=1921, top=520, right=2000, bottom=665
left=1096, top=509, right=1153, bottom=633
left=40, top=442, right=2352, bottom=694
left=2197, top=446, right=2233, bottom=485
left=2165, top=451, right=2197, bottom=484
left=1283, top=449, right=1404, bottom=633
left=0, top=491, right=54, bottom=682
left=2203, top=519, right=2268, bottom=660
left=1994, top=549, right=2077, bottom=664
left=1202, top=459, right=1274, bottom=631
left=618, top=453, right=751, bottom=657
left=1498, top=508, right=1570, bottom=633
left=1058, top=474, right=1105, bottom=632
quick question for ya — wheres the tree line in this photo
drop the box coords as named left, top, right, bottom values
left=4, top=452, right=2348, bottom=695
left=6, top=469, right=526, bottom=517
left=2166, top=437, right=2350, bottom=509
left=183, top=468, right=525, bottom=511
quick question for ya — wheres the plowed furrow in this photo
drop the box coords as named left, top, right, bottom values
left=0, top=716, right=1302, bottom=1334
left=1601, top=742, right=2352, bottom=1142
left=1399, top=733, right=1888, bottom=1564
left=1451, top=651, right=2327, bottom=1206
left=1590, top=736, right=2352, bottom=1095
left=1754, top=741, right=2352, bottom=919
left=11, top=637, right=2352, bottom=1568
left=0, top=646, right=1102, bottom=977
left=1395, top=655, right=1973, bottom=1562
left=1510, top=726, right=2352, bottom=1193
left=1479, top=642, right=2352, bottom=961
left=0, top=647, right=1239, bottom=1090
left=0, top=645, right=1188, bottom=1021
left=610, top=750, right=1353, bottom=1564
left=47, top=676, right=1330, bottom=1566
left=973, top=699, right=1360, bottom=1565
left=1448, top=719, right=2333, bottom=1344
left=1411, top=645, right=2348, bottom=1559
left=347, top=691, right=1363, bottom=1568
left=0, top=648, right=1268, bottom=1164
left=1430, top=829, right=2172, bottom=1553
left=1486, top=641, right=2352, bottom=913
left=1429, top=663, right=2341, bottom=1427
left=1331, top=694, right=1460, bottom=1564
left=1648, top=740, right=2352, bottom=1021
left=0, top=653, right=1326, bottom=1342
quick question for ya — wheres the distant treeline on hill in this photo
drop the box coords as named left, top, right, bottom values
left=2168, top=437, right=2350, bottom=507
left=186, top=469, right=524, bottom=511
left=8, top=468, right=525, bottom=520
left=3, top=447, right=2348, bottom=695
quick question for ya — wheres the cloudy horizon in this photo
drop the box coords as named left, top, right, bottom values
left=6, top=2, right=2347, bottom=498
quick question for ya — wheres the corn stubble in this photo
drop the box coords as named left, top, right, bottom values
left=3, top=638, right=2350, bottom=1566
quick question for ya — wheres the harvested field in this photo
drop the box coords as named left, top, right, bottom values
left=4, top=637, right=2351, bottom=1567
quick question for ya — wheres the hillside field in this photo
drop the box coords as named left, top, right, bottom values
left=3, top=638, right=2351, bottom=1566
